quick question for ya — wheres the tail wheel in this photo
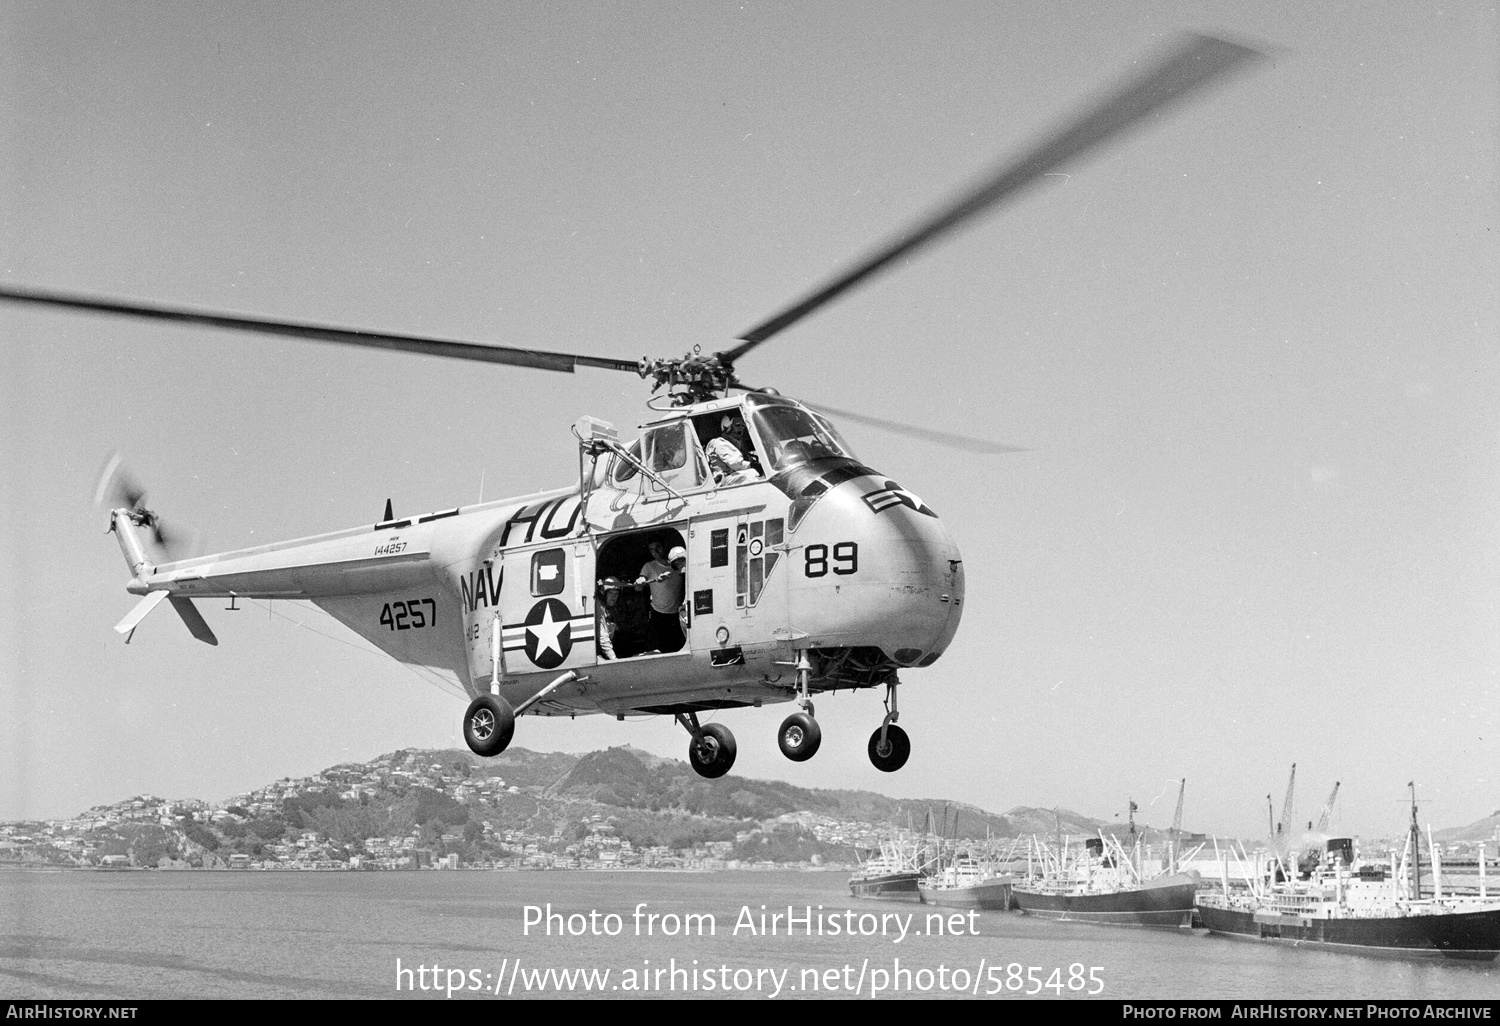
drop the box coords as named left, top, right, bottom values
left=777, top=711, right=822, bottom=762
left=464, top=695, right=516, bottom=757
left=688, top=722, right=737, bottom=779
left=868, top=724, right=910, bottom=773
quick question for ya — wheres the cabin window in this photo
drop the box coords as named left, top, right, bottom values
left=531, top=548, right=565, bottom=596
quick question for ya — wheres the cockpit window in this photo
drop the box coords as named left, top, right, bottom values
left=747, top=404, right=857, bottom=472
left=609, top=423, right=709, bottom=493
left=644, top=423, right=688, bottom=474
left=643, top=421, right=705, bottom=492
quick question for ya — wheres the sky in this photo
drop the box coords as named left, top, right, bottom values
left=2, top=1, right=1497, bottom=842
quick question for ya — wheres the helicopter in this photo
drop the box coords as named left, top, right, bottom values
left=0, top=33, right=1260, bottom=779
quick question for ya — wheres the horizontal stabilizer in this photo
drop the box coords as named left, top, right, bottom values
left=114, top=591, right=169, bottom=635
left=169, top=597, right=219, bottom=646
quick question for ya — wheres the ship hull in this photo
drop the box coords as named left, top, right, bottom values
left=1013, top=872, right=1199, bottom=927
left=917, top=878, right=1014, bottom=910
left=850, top=872, right=921, bottom=900
left=1195, top=902, right=1500, bottom=961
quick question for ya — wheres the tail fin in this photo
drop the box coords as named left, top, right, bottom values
left=169, top=597, right=218, bottom=645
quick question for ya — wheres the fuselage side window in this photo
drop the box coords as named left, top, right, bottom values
left=531, top=548, right=566, bottom=596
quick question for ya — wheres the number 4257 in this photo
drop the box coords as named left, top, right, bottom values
left=379, top=598, right=437, bottom=631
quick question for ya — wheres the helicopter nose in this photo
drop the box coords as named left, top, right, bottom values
left=788, top=473, right=964, bottom=667
left=873, top=499, right=965, bottom=667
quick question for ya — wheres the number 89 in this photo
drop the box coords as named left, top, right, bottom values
left=804, top=542, right=858, bottom=577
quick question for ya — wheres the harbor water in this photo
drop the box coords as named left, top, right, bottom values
left=1, top=868, right=1496, bottom=1000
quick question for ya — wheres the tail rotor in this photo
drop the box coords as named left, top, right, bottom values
left=93, top=452, right=200, bottom=561
left=96, top=453, right=218, bottom=646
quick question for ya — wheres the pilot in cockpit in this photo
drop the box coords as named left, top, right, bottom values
left=705, top=413, right=762, bottom=486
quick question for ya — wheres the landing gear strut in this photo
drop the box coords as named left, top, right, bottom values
left=867, top=680, right=910, bottom=772
left=778, top=649, right=822, bottom=762
left=677, top=712, right=736, bottom=779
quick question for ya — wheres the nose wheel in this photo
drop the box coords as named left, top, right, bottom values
left=867, top=680, right=909, bottom=772
left=868, top=723, right=910, bottom=772
left=463, top=694, right=516, bottom=757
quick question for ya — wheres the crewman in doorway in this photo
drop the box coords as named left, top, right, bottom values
left=635, top=538, right=686, bottom=653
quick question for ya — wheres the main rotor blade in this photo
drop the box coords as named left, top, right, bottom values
left=0, top=285, right=642, bottom=375
left=804, top=400, right=1028, bottom=455
left=725, top=32, right=1263, bottom=363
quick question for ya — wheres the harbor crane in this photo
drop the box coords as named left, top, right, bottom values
left=1314, top=781, right=1340, bottom=834
left=1278, top=763, right=1297, bottom=843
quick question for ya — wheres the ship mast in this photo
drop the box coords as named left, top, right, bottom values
left=1407, top=782, right=1422, bottom=901
left=1169, top=779, right=1186, bottom=873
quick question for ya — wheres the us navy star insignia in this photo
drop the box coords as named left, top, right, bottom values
left=523, top=598, right=573, bottom=668
left=860, top=479, right=937, bottom=518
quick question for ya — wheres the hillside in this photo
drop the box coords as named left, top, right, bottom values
left=11, top=746, right=1492, bottom=871
left=1435, top=809, right=1500, bottom=844
left=3, top=745, right=1109, bottom=870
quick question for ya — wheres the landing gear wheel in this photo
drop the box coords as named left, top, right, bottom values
left=778, top=711, right=822, bottom=762
left=464, top=695, right=515, bottom=757
left=867, top=724, right=910, bottom=773
left=688, top=722, right=737, bottom=779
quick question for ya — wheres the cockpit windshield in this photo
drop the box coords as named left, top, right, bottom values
left=747, top=402, right=858, bottom=472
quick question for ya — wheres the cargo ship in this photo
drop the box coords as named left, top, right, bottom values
left=1012, top=835, right=1199, bottom=927
left=916, top=854, right=1015, bottom=910
left=1196, top=789, right=1500, bottom=960
left=848, top=838, right=923, bottom=900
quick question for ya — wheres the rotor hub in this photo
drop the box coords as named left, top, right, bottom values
left=638, top=349, right=739, bottom=405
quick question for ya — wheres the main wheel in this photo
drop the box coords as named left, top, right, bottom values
left=867, top=724, right=910, bottom=773
left=777, top=711, right=822, bottom=762
left=688, top=722, right=737, bottom=779
left=464, top=695, right=516, bottom=757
